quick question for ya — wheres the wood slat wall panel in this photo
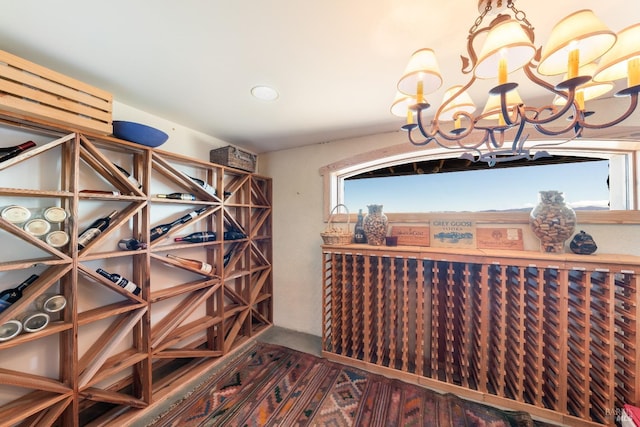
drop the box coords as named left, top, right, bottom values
left=322, top=246, right=640, bottom=426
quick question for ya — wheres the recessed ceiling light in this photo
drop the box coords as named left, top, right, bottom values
left=251, top=85, right=279, bottom=101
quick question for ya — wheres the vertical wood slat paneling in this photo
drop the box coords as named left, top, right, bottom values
left=389, top=257, right=398, bottom=370
left=444, top=263, right=455, bottom=384
left=566, top=269, right=589, bottom=418
left=430, top=262, right=441, bottom=378
left=401, top=258, right=410, bottom=372
left=416, top=260, right=425, bottom=377
left=459, top=264, right=473, bottom=389
left=542, top=268, right=560, bottom=410
left=558, top=269, right=570, bottom=415
left=350, top=255, right=360, bottom=359
left=322, top=248, right=640, bottom=426
left=340, top=254, right=350, bottom=356
left=478, top=264, right=491, bottom=394
left=363, top=255, right=372, bottom=363
left=606, top=272, right=617, bottom=423
left=614, top=272, right=639, bottom=413
left=375, top=257, right=385, bottom=366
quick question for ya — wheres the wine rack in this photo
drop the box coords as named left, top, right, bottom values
left=0, top=115, right=272, bottom=425
left=322, top=244, right=640, bottom=426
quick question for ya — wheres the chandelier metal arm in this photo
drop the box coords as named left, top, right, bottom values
left=407, top=130, right=434, bottom=147
left=580, top=92, right=639, bottom=130
left=415, top=107, right=438, bottom=139
left=494, top=88, right=524, bottom=127
left=520, top=63, right=578, bottom=125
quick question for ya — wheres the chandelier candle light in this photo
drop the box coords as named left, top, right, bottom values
left=393, top=0, right=640, bottom=166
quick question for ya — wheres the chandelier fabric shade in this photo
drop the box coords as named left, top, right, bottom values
left=593, top=23, right=640, bottom=88
left=439, top=86, right=476, bottom=122
left=391, top=92, right=416, bottom=118
left=397, top=48, right=443, bottom=99
left=537, top=9, right=616, bottom=76
left=474, top=19, right=536, bottom=80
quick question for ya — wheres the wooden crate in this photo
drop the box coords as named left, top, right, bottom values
left=210, top=145, right=257, bottom=172
left=0, top=49, right=112, bottom=134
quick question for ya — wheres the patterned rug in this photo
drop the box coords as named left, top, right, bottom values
left=149, top=342, right=554, bottom=426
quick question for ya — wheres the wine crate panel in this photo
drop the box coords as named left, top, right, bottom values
left=389, top=225, right=430, bottom=246
left=476, top=227, right=524, bottom=250
left=0, top=49, right=112, bottom=134
left=430, top=219, right=476, bottom=248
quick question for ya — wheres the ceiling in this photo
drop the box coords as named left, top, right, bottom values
left=0, top=1, right=637, bottom=153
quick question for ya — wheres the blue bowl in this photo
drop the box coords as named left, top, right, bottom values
left=112, top=121, right=169, bottom=147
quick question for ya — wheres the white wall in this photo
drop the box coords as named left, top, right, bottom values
left=259, top=132, right=408, bottom=336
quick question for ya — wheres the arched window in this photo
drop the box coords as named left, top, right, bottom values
left=320, top=138, right=639, bottom=224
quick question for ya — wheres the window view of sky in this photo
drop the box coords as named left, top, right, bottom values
left=344, top=160, right=610, bottom=213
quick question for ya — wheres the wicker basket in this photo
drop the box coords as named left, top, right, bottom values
left=321, top=204, right=353, bottom=245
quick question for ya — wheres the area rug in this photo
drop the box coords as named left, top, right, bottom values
left=149, top=342, right=554, bottom=426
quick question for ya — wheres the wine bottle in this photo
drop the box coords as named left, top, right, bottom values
left=223, top=225, right=247, bottom=240
left=80, top=190, right=121, bottom=196
left=114, top=163, right=142, bottom=189
left=77, top=210, right=118, bottom=249
left=189, top=176, right=217, bottom=196
left=149, top=207, right=209, bottom=242
left=0, top=141, right=36, bottom=163
left=166, top=254, right=214, bottom=274
left=157, top=193, right=196, bottom=201
left=174, top=231, right=217, bottom=243
left=118, top=238, right=147, bottom=250
left=96, top=268, right=141, bottom=295
left=353, top=209, right=367, bottom=244
left=0, top=274, right=39, bottom=313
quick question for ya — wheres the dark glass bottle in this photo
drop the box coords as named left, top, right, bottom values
left=189, top=176, right=216, bottom=196
left=174, top=231, right=217, bottom=243
left=114, top=163, right=142, bottom=189
left=149, top=207, right=208, bottom=241
left=0, top=141, right=36, bottom=163
left=353, top=209, right=367, bottom=244
left=96, top=268, right=141, bottom=295
left=157, top=193, right=196, bottom=201
left=0, top=274, right=39, bottom=313
left=223, top=225, right=247, bottom=240
left=77, top=210, right=118, bottom=249
left=118, top=238, right=147, bottom=251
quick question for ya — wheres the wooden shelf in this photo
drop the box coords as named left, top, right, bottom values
left=0, top=116, right=272, bottom=425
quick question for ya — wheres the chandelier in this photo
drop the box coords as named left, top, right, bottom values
left=392, top=0, right=640, bottom=166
